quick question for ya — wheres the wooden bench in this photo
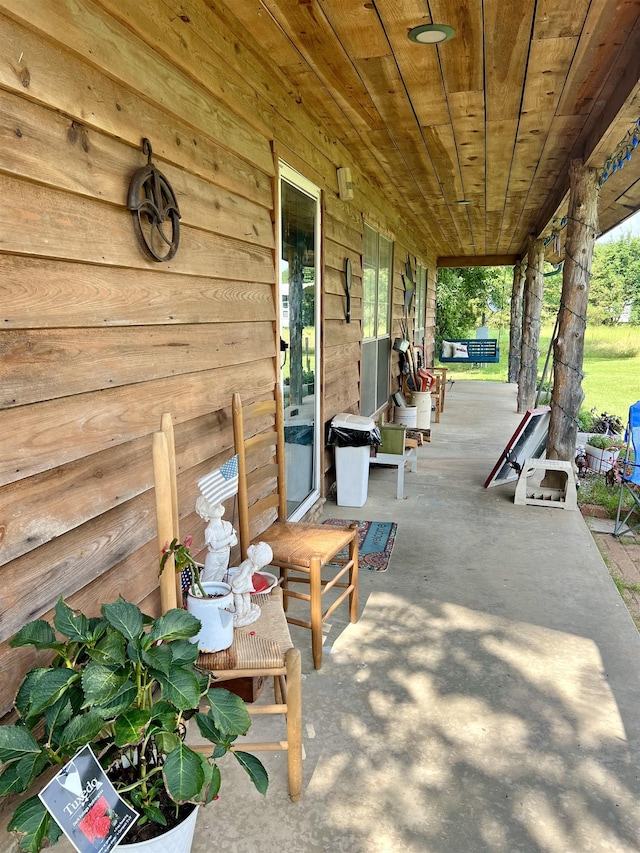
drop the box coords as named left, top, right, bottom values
left=439, top=339, right=500, bottom=363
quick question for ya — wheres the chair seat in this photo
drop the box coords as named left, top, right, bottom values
left=197, top=588, right=293, bottom=671
left=254, top=521, right=356, bottom=568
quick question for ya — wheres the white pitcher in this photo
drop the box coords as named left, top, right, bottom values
left=186, top=582, right=234, bottom=653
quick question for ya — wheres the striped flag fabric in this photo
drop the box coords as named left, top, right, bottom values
left=197, top=455, right=239, bottom=506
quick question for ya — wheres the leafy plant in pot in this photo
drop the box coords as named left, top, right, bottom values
left=585, top=434, right=622, bottom=473
left=0, top=597, right=268, bottom=852
left=160, top=537, right=235, bottom=653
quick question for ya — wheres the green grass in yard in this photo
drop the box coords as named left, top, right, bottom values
left=439, top=324, right=640, bottom=420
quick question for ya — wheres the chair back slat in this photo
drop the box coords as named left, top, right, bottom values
left=152, top=427, right=181, bottom=613
left=233, top=386, right=288, bottom=558
left=245, top=431, right=278, bottom=456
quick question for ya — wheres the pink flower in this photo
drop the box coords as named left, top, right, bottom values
left=183, top=534, right=194, bottom=548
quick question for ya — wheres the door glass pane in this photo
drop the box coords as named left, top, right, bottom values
left=280, top=176, right=318, bottom=517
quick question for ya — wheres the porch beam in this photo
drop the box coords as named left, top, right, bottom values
left=517, top=238, right=545, bottom=413
left=508, top=259, right=526, bottom=384
left=547, top=159, right=599, bottom=462
left=534, top=38, right=640, bottom=242
left=437, top=255, right=518, bottom=268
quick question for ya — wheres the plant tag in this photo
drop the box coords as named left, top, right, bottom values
left=39, top=745, right=138, bottom=853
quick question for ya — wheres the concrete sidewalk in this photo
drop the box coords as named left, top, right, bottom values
left=197, top=381, right=640, bottom=852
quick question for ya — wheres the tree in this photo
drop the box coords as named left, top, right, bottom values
left=588, top=234, right=640, bottom=324
left=436, top=266, right=506, bottom=349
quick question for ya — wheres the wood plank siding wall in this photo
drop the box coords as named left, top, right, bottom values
left=0, top=0, right=436, bottom=716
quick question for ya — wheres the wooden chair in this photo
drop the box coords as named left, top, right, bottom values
left=152, top=415, right=303, bottom=801
left=425, top=367, right=448, bottom=416
left=232, top=386, right=359, bottom=670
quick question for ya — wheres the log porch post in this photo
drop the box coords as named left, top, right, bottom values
left=547, top=159, right=599, bottom=461
left=516, top=238, right=545, bottom=413
left=508, top=259, right=526, bottom=383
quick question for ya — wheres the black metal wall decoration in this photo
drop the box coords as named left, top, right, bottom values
left=344, top=256, right=352, bottom=323
left=127, top=138, right=180, bottom=262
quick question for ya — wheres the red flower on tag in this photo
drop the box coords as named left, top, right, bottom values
left=78, top=795, right=112, bottom=843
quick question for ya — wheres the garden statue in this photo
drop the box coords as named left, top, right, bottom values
left=195, top=496, right=238, bottom=582
left=232, top=542, right=273, bottom=627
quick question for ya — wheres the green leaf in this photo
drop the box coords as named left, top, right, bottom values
left=10, top=620, right=57, bottom=650
left=140, top=802, right=167, bottom=827
left=93, top=680, right=137, bottom=718
left=53, top=598, right=90, bottom=642
left=126, top=637, right=142, bottom=664
left=113, top=709, right=151, bottom=747
left=194, top=711, right=223, bottom=746
left=155, top=669, right=202, bottom=711
left=162, top=744, right=204, bottom=802
left=211, top=742, right=227, bottom=759
left=88, top=627, right=126, bottom=666
left=141, top=643, right=173, bottom=676
left=44, top=695, right=73, bottom=741
left=154, top=731, right=181, bottom=755
left=206, top=688, right=251, bottom=738
left=8, top=797, right=62, bottom=853
left=58, top=710, right=107, bottom=750
left=101, top=599, right=144, bottom=641
left=81, top=662, right=129, bottom=707
left=168, top=639, right=200, bottom=667
left=15, top=669, right=49, bottom=718
left=0, top=752, right=49, bottom=796
left=26, top=669, right=78, bottom=718
left=0, top=761, right=30, bottom=797
left=0, top=726, right=40, bottom=763
left=233, top=750, right=269, bottom=795
left=197, top=756, right=220, bottom=805
left=148, top=609, right=200, bottom=644
left=149, top=700, right=178, bottom=729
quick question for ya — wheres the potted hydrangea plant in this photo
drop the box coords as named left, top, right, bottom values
left=0, top=596, right=268, bottom=852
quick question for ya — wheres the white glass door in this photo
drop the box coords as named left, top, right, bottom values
left=278, top=164, right=321, bottom=519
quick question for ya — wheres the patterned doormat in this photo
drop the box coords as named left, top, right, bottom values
left=322, top=519, right=397, bottom=572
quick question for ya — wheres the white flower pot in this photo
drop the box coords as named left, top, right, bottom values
left=585, top=444, right=620, bottom=473
left=120, top=805, right=198, bottom=852
left=186, top=582, right=234, bottom=652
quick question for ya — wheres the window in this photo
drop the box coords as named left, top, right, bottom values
left=361, top=224, right=393, bottom=416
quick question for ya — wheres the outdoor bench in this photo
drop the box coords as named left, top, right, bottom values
left=439, top=338, right=500, bottom=363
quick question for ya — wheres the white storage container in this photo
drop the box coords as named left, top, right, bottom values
left=394, top=405, right=417, bottom=428
left=331, top=413, right=377, bottom=507
left=410, top=391, right=431, bottom=429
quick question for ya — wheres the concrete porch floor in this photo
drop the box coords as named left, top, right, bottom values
left=195, top=380, right=640, bottom=852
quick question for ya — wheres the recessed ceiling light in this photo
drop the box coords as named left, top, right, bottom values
left=408, top=24, right=455, bottom=44
left=455, top=199, right=473, bottom=205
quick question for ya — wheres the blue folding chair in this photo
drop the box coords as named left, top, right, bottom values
left=614, top=400, right=640, bottom=537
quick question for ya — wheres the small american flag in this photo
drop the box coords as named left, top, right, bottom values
left=198, top=455, right=239, bottom=506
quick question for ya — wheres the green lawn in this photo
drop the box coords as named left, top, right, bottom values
left=439, top=325, right=640, bottom=421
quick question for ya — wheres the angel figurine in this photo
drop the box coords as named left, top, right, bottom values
left=195, top=496, right=238, bottom=582
left=231, top=542, right=273, bottom=627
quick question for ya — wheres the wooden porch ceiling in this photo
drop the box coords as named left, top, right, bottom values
left=219, top=0, right=640, bottom=264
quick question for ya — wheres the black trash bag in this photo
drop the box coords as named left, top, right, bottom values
left=327, top=423, right=381, bottom=448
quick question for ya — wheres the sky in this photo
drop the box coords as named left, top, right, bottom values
left=597, top=208, right=640, bottom=243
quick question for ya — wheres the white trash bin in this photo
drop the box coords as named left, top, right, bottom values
left=330, top=413, right=378, bottom=507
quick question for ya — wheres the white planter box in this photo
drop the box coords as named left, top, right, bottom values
left=585, top=444, right=620, bottom=473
